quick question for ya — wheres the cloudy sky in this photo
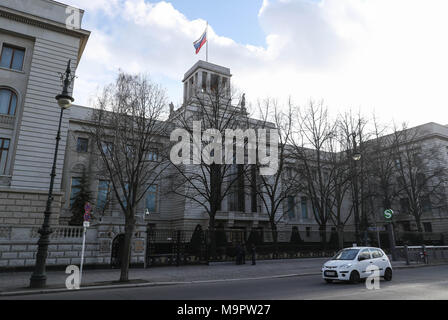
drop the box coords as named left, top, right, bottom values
left=66, top=0, right=448, bottom=126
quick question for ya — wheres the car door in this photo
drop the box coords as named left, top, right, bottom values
left=357, top=249, right=373, bottom=278
left=371, top=249, right=387, bottom=275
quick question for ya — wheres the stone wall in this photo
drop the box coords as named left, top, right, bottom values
left=0, top=223, right=146, bottom=270
left=0, top=188, right=62, bottom=226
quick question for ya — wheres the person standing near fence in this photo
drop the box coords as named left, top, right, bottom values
left=235, top=242, right=242, bottom=265
left=251, top=244, right=256, bottom=265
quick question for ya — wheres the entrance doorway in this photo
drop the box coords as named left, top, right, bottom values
left=111, top=234, right=125, bottom=268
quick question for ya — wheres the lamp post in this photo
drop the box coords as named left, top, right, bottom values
left=30, top=60, right=75, bottom=288
left=351, top=132, right=362, bottom=245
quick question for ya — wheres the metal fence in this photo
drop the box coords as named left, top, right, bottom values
left=144, top=228, right=445, bottom=266
left=396, top=245, right=448, bottom=264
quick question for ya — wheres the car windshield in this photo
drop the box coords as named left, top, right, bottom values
left=332, top=249, right=360, bottom=260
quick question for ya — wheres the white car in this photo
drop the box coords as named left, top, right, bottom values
left=321, top=247, right=393, bottom=283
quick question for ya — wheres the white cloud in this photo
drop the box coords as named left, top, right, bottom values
left=70, top=0, right=448, bottom=126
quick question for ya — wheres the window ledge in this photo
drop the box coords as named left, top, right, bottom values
left=0, top=114, right=15, bottom=127
left=0, top=66, right=25, bottom=74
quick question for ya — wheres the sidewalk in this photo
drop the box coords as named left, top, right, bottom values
left=0, top=257, right=445, bottom=296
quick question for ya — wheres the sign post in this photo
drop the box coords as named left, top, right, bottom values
left=384, top=209, right=397, bottom=261
left=80, top=202, right=91, bottom=285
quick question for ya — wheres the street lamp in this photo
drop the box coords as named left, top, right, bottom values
left=351, top=132, right=362, bottom=245
left=30, top=60, right=75, bottom=288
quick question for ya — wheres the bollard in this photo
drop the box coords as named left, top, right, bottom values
left=404, top=245, right=410, bottom=265
left=176, top=230, right=181, bottom=267
left=251, top=244, right=256, bottom=266
left=422, top=244, right=428, bottom=264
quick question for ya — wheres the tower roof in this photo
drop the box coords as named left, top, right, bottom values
left=183, top=60, right=231, bottom=82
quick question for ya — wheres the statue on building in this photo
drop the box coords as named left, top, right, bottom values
left=169, top=102, right=175, bottom=117
left=241, top=93, right=247, bottom=114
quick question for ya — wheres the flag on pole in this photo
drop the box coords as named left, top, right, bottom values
left=193, top=27, right=207, bottom=55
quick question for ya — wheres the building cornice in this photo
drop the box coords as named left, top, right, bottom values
left=0, top=6, right=90, bottom=61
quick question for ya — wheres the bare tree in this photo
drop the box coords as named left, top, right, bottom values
left=391, top=123, right=447, bottom=233
left=338, top=111, right=373, bottom=244
left=89, top=72, right=169, bottom=281
left=364, top=117, right=401, bottom=229
left=290, top=101, right=338, bottom=249
left=326, top=124, right=353, bottom=249
left=168, top=81, right=249, bottom=256
left=250, top=98, right=302, bottom=256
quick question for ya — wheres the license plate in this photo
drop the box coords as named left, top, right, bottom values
left=324, top=270, right=337, bottom=277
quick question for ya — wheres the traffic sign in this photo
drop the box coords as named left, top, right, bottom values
left=384, top=209, right=394, bottom=219
left=83, top=221, right=90, bottom=228
left=84, top=202, right=91, bottom=213
left=83, top=212, right=91, bottom=222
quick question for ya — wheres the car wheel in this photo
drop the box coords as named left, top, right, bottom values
left=384, top=268, right=392, bottom=281
left=349, top=270, right=360, bottom=284
left=325, top=279, right=333, bottom=284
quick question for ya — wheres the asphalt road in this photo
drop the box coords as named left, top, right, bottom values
left=3, top=265, right=448, bottom=300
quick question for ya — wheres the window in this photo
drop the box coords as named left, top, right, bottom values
left=287, top=196, right=295, bottom=219
left=70, top=177, right=82, bottom=207
left=420, top=195, right=431, bottom=212
left=101, top=141, right=113, bottom=156
left=0, top=89, right=17, bottom=115
left=76, top=137, right=88, bottom=153
left=371, top=249, right=383, bottom=258
left=96, top=180, right=110, bottom=210
left=400, top=198, right=410, bottom=213
left=147, top=149, right=159, bottom=161
left=222, top=77, right=228, bottom=93
left=0, top=45, right=25, bottom=71
left=359, top=249, right=371, bottom=260
left=201, top=72, right=207, bottom=91
left=122, top=183, right=129, bottom=209
left=210, top=74, right=219, bottom=92
left=250, top=166, right=257, bottom=212
left=423, top=222, right=432, bottom=233
left=145, top=185, right=158, bottom=213
left=402, top=221, right=411, bottom=232
left=301, top=196, right=308, bottom=219
left=0, top=138, right=10, bottom=174
left=306, top=227, right=311, bottom=237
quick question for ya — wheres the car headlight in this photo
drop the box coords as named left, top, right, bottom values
left=339, top=264, right=352, bottom=269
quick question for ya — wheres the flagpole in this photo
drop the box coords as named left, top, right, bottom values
left=206, top=21, right=209, bottom=62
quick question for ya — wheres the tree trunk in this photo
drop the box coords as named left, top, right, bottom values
left=415, top=215, right=423, bottom=233
left=270, top=221, right=278, bottom=259
left=119, top=214, right=135, bottom=282
left=208, top=214, right=216, bottom=259
left=337, top=224, right=344, bottom=250
left=319, top=224, right=327, bottom=251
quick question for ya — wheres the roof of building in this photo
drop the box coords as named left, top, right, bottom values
left=183, top=60, right=232, bottom=82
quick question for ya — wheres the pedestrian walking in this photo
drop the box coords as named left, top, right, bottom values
left=235, top=242, right=242, bottom=265
left=251, top=244, right=256, bottom=265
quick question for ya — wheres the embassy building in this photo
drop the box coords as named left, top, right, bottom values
left=0, top=0, right=447, bottom=269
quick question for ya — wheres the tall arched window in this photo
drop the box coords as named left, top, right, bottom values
left=0, top=88, right=17, bottom=115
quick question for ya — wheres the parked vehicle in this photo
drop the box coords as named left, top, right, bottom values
left=321, top=247, right=393, bottom=283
